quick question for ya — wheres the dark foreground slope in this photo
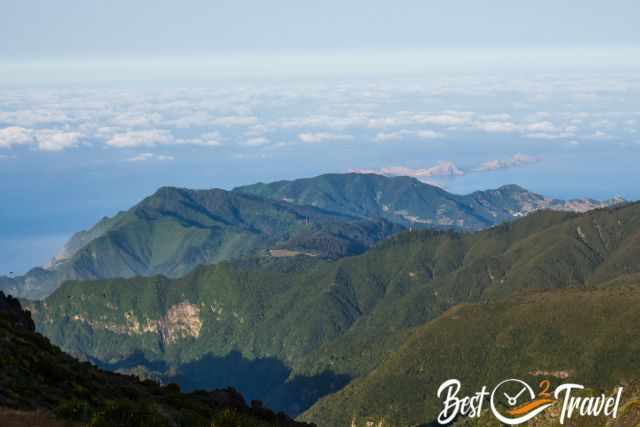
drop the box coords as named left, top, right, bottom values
left=0, top=291, right=310, bottom=427
left=302, top=286, right=640, bottom=427
left=2, top=186, right=401, bottom=300
left=26, top=203, right=640, bottom=421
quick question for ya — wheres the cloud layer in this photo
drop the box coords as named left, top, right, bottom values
left=0, top=73, right=637, bottom=165
left=124, top=152, right=175, bottom=162
left=0, top=127, right=83, bottom=151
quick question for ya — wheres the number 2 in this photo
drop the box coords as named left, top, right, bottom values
left=538, top=380, right=551, bottom=398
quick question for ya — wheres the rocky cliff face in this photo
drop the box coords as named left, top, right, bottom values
left=61, top=300, right=204, bottom=345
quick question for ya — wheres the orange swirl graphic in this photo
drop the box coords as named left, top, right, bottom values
left=507, top=398, right=555, bottom=416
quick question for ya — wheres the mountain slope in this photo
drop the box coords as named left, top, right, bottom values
left=2, top=174, right=622, bottom=301
left=26, top=203, right=640, bottom=419
left=301, top=286, right=640, bottom=427
left=0, top=291, right=310, bottom=427
left=2, top=187, right=401, bottom=300
left=234, top=173, right=624, bottom=230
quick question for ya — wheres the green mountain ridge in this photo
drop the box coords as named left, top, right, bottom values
left=234, top=173, right=623, bottom=230
left=2, top=173, right=622, bottom=301
left=2, top=185, right=402, bottom=300
left=26, top=202, right=640, bottom=423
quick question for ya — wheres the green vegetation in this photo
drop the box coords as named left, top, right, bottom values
left=234, top=173, right=621, bottom=230
left=3, top=173, right=622, bottom=301
left=2, top=186, right=401, bottom=300
left=26, top=202, right=640, bottom=423
left=0, top=291, right=310, bottom=427
left=302, top=287, right=640, bottom=426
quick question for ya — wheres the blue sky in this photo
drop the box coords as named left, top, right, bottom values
left=2, top=1, right=639, bottom=59
left=0, top=2, right=639, bottom=274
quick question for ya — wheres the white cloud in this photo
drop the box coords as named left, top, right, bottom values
left=211, top=116, right=258, bottom=126
left=124, top=152, right=175, bottom=162
left=415, top=130, right=443, bottom=139
left=374, top=129, right=443, bottom=142
left=474, top=154, right=540, bottom=172
left=279, top=114, right=369, bottom=129
left=170, top=112, right=213, bottom=129
left=525, top=132, right=574, bottom=140
left=0, top=127, right=83, bottom=151
left=0, top=110, right=70, bottom=127
left=589, top=130, right=612, bottom=140
left=410, top=112, right=473, bottom=126
left=528, top=112, right=553, bottom=120
left=107, top=129, right=224, bottom=148
left=366, top=111, right=474, bottom=129
left=245, top=124, right=270, bottom=137
left=106, top=130, right=172, bottom=148
left=589, top=119, right=615, bottom=130
left=111, top=112, right=163, bottom=128
left=374, top=130, right=412, bottom=142
left=175, top=131, right=224, bottom=147
left=524, top=121, right=556, bottom=132
left=35, top=130, right=83, bottom=151
left=244, top=136, right=270, bottom=146
left=479, top=113, right=512, bottom=121
left=298, top=132, right=353, bottom=143
left=262, top=141, right=291, bottom=151
left=473, top=121, right=518, bottom=133
left=277, top=111, right=474, bottom=131
left=473, top=118, right=577, bottom=139
left=521, top=121, right=576, bottom=139
left=197, top=131, right=224, bottom=146
left=0, top=127, right=33, bottom=148
left=95, top=127, right=120, bottom=138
